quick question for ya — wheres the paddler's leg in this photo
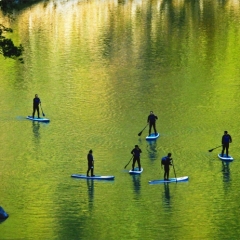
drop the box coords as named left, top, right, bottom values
left=149, top=124, right=152, bottom=136
left=153, top=123, right=157, bottom=136
left=221, top=145, right=225, bottom=157
left=137, top=158, right=141, bottom=171
left=91, top=166, right=95, bottom=177
left=226, top=144, right=229, bottom=157
left=132, top=158, right=136, bottom=171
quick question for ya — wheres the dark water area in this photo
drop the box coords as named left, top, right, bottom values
left=1, top=0, right=240, bottom=239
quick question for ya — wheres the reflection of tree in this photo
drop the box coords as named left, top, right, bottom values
left=0, top=0, right=16, bottom=11
left=0, top=0, right=41, bottom=12
left=99, top=0, right=240, bottom=73
left=0, top=24, right=24, bottom=62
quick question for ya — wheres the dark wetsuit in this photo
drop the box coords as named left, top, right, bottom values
left=87, top=153, right=94, bottom=176
left=221, top=134, right=232, bottom=157
left=162, top=156, right=172, bottom=180
left=147, top=114, right=158, bottom=136
left=32, top=97, right=41, bottom=118
left=131, top=147, right=142, bottom=171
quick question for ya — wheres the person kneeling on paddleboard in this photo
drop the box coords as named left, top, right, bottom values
left=131, top=145, right=142, bottom=171
left=161, top=153, right=172, bottom=181
left=87, top=149, right=95, bottom=177
left=221, top=131, right=232, bottom=157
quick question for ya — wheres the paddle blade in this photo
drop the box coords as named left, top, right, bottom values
left=208, top=149, right=213, bottom=152
left=42, top=112, right=45, bottom=117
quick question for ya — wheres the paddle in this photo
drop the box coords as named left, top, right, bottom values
left=172, top=159, right=177, bottom=182
left=40, top=104, right=45, bottom=117
left=124, top=156, right=133, bottom=169
left=208, top=145, right=222, bottom=152
left=138, top=124, right=148, bottom=136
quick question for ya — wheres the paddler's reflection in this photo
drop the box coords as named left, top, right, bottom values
left=132, top=174, right=141, bottom=195
left=32, top=121, right=40, bottom=137
left=163, top=183, right=171, bottom=204
left=222, top=161, right=230, bottom=182
left=147, top=140, right=158, bottom=161
left=87, top=179, right=94, bottom=210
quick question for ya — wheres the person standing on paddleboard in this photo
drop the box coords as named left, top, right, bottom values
left=221, top=131, right=232, bottom=157
left=131, top=145, right=142, bottom=171
left=161, top=153, right=172, bottom=180
left=32, top=94, right=41, bottom=119
left=147, top=111, right=158, bottom=136
left=87, top=149, right=95, bottom=177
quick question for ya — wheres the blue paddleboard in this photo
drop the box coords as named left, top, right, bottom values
left=71, top=174, right=115, bottom=180
left=27, top=116, right=50, bottom=123
left=129, top=167, right=143, bottom=175
left=218, top=154, right=233, bottom=161
left=149, top=176, right=189, bottom=184
left=0, top=206, right=8, bottom=219
left=146, top=133, right=160, bottom=140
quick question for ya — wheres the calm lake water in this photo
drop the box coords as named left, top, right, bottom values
left=1, top=0, right=240, bottom=239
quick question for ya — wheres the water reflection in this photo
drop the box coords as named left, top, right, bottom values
left=163, top=183, right=171, bottom=206
left=32, top=121, right=40, bottom=143
left=1, top=0, right=240, bottom=239
left=87, top=180, right=94, bottom=211
left=222, top=161, right=231, bottom=183
left=147, top=140, right=158, bottom=161
left=131, top=175, right=141, bottom=197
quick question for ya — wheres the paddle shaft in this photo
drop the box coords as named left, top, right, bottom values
left=138, top=123, right=148, bottom=136
left=40, top=104, right=45, bottom=116
left=124, top=156, right=133, bottom=169
left=172, top=160, right=177, bottom=182
left=209, top=145, right=222, bottom=152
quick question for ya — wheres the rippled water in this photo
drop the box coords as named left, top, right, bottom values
left=1, top=0, right=240, bottom=239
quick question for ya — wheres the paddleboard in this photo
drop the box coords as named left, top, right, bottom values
left=27, top=116, right=50, bottom=123
left=129, top=167, right=143, bottom=174
left=71, top=174, right=115, bottom=180
left=146, top=133, right=160, bottom=140
left=0, top=206, right=8, bottom=219
left=149, top=176, right=189, bottom=184
left=218, top=154, right=233, bottom=161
